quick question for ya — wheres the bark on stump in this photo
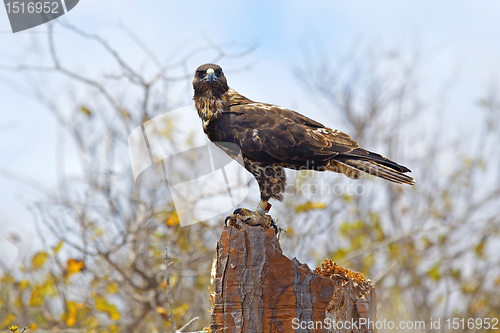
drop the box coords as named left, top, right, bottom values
left=210, top=218, right=377, bottom=333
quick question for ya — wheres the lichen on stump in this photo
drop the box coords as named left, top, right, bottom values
left=209, top=216, right=377, bottom=333
left=315, top=259, right=377, bottom=333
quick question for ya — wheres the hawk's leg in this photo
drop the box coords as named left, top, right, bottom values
left=257, top=200, right=272, bottom=214
left=226, top=160, right=285, bottom=232
left=243, top=159, right=287, bottom=201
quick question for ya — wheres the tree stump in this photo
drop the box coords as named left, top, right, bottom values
left=209, top=217, right=377, bottom=333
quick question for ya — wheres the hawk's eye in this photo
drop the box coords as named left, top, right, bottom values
left=196, top=71, right=204, bottom=77
left=215, top=69, right=222, bottom=76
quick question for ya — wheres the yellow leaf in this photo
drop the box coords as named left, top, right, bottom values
left=95, top=296, right=121, bottom=321
left=160, top=274, right=179, bottom=289
left=1, top=274, right=14, bottom=284
left=170, top=275, right=179, bottom=288
left=105, top=283, right=119, bottom=294
left=29, top=279, right=57, bottom=306
left=472, top=299, right=486, bottom=313
left=1, top=314, right=15, bottom=327
left=158, top=117, right=175, bottom=138
left=53, top=241, right=64, bottom=254
left=449, top=268, right=461, bottom=281
left=156, top=306, right=166, bottom=314
left=295, top=201, right=326, bottom=213
left=13, top=297, right=23, bottom=309
left=16, top=280, right=30, bottom=290
left=44, top=276, right=58, bottom=297
left=66, top=259, right=85, bottom=278
left=341, top=194, right=354, bottom=203
left=80, top=106, right=92, bottom=116
left=92, top=227, right=104, bottom=239
left=438, top=234, right=447, bottom=244
left=32, top=251, right=49, bottom=270
left=63, top=302, right=76, bottom=327
left=166, top=212, right=179, bottom=227
left=29, top=286, right=45, bottom=307
left=7, top=325, right=18, bottom=332
left=62, top=301, right=86, bottom=327
left=83, top=316, right=99, bottom=330
left=108, top=324, right=121, bottom=333
left=29, top=324, right=38, bottom=330
left=120, top=110, right=131, bottom=121
left=173, top=303, right=189, bottom=319
left=421, top=236, right=433, bottom=250
left=462, top=281, right=478, bottom=294
left=474, top=240, right=485, bottom=257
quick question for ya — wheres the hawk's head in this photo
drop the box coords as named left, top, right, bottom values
left=192, top=63, right=229, bottom=97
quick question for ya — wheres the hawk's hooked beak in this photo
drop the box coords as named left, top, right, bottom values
left=206, top=68, right=216, bottom=84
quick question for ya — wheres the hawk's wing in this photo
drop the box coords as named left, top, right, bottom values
left=205, top=103, right=359, bottom=166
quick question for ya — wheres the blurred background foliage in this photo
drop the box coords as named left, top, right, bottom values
left=1, top=22, right=500, bottom=333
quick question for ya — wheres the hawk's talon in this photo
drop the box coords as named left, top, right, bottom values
left=270, top=220, right=278, bottom=234
left=229, top=207, right=278, bottom=233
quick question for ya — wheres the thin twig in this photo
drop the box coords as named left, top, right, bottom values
left=165, top=247, right=177, bottom=332
left=177, top=316, right=199, bottom=332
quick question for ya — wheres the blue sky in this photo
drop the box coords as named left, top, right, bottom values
left=1, top=0, right=500, bottom=260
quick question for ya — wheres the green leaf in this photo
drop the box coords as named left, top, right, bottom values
left=427, top=264, right=441, bottom=281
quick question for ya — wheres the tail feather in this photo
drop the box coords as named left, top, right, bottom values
left=342, top=160, right=415, bottom=184
left=338, top=148, right=411, bottom=173
left=330, top=149, right=415, bottom=185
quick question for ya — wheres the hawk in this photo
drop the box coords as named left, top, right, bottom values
left=193, top=63, right=414, bottom=227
